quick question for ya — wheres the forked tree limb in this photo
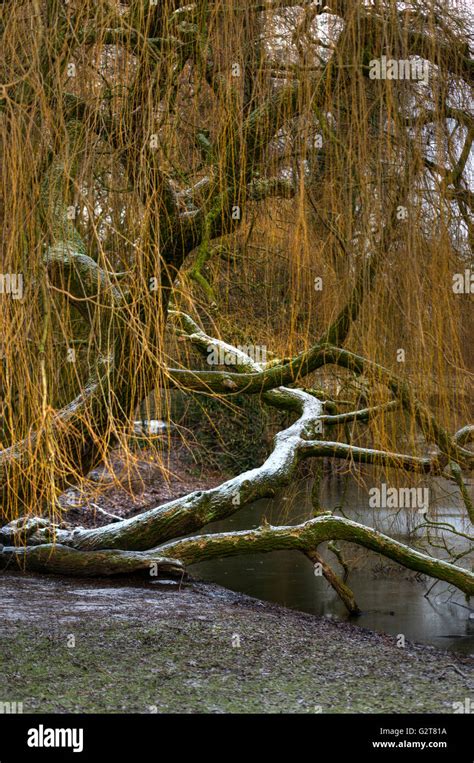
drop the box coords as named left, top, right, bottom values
left=2, top=320, right=472, bottom=609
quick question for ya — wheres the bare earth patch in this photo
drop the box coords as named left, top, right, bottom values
left=1, top=572, right=472, bottom=714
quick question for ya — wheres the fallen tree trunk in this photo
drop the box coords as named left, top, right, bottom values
left=1, top=515, right=472, bottom=598
left=1, top=315, right=472, bottom=612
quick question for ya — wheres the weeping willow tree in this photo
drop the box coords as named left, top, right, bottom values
left=0, top=0, right=473, bottom=606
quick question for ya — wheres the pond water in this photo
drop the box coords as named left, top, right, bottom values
left=191, top=473, right=474, bottom=654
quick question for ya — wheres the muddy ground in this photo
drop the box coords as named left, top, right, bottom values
left=1, top=571, right=473, bottom=714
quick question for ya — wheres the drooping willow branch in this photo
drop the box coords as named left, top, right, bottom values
left=1, top=0, right=472, bottom=610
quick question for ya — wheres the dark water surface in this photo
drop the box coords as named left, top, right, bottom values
left=191, top=474, right=474, bottom=654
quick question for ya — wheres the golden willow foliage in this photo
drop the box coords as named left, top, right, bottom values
left=0, top=0, right=472, bottom=522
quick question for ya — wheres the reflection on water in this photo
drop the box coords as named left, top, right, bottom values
left=191, top=473, right=474, bottom=654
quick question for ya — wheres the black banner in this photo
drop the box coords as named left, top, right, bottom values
left=0, top=713, right=472, bottom=761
